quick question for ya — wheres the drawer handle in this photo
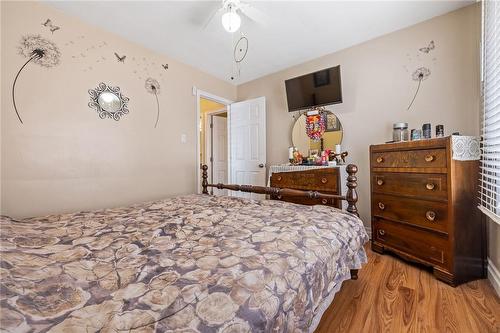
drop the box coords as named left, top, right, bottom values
left=424, top=154, right=435, bottom=162
left=377, top=179, right=384, bottom=186
left=277, top=195, right=282, bottom=200
left=376, top=156, right=384, bottom=163
left=426, top=210, right=436, bottom=222
left=426, top=183, right=435, bottom=190
left=378, top=229, right=386, bottom=236
left=321, top=177, right=328, bottom=184
left=378, top=202, right=385, bottom=210
left=277, top=176, right=282, bottom=181
left=321, top=199, right=328, bottom=205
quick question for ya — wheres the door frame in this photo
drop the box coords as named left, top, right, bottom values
left=205, top=109, right=228, bottom=192
left=196, top=89, right=233, bottom=194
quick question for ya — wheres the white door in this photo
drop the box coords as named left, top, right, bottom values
left=229, top=97, right=266, bottom=199
left=208, top=115, right=228, bottom=196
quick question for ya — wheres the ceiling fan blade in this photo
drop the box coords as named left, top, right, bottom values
left=202, top=6, right=223, bottom=30
left=239, top=4, right=267, bottom=26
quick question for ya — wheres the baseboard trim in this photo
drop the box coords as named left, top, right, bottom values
left=488, top=258, right=500, bottom=297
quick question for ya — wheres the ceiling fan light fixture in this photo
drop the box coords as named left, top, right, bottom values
left=221, top=8, right=241, bottom=32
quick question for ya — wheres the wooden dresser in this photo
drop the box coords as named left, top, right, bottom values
left=270, top=167, right=345, bottom=208
left=370, top=136, right=486, bottom=286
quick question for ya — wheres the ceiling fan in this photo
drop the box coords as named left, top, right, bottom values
left=203, top=0, right=266, bottom=33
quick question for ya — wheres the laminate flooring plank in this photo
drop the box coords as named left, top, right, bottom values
left=315, top=246, right=500, bottom=333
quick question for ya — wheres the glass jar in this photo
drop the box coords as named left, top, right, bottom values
left=393, top=122, right=409, bottom=142
left=436, top=124, right=444, bottom=137
left=422, top=123, right=431, bottom=139
left=411, top=129, right=422, bottom=140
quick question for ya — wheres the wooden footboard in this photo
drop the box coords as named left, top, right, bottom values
left=201, top=164, right=359, bottom=216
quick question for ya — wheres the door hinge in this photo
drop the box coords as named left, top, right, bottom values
left=210, top=123, right=213, bottom=129
left=210, top=157, right=213, bottom=162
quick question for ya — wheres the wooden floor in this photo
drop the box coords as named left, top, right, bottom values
left=316, top=246, right=500, bottom=333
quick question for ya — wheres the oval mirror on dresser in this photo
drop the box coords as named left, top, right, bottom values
left=292, top=111, right=343, bottom=155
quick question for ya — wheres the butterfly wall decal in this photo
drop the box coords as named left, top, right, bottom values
left=42, top=19, right=60, bottom=34
left=114, top=52, right=126, bottom=63
left=162, top=64, right=169, bottom=70
left=419, top=40, right=435, bottom=53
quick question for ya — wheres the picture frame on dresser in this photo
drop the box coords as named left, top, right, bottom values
left=325, top=113, right=341, bottom=132
left=369, top=136, right=486, bottom=286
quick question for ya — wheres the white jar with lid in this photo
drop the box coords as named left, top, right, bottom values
left=393, top=122, right=409, bottom=142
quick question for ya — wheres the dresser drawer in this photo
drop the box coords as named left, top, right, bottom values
left=372, top=172, right=448, bottom=201
left=372, top=194, right=448, bottom=233
left=371, top=148, right=447, bottom=168
left=373, top=219, right=450, bottom=269
left=270, top=170, right=339, bottom=192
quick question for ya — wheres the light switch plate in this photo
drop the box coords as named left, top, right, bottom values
left=181, top=134, right=187, bottom=144
left=192, top=86, right=197, bottom=96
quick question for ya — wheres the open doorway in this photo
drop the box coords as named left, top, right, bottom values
left=197, top=94, right=230, bottom=195
left=196, top=91, right=266, bottom=197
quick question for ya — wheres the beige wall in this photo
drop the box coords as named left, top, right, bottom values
left=0, top=1, right=236, bottom=218
left=237, top=4, right=481, bottom=227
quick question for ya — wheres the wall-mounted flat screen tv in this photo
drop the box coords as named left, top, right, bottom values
left=285, top=65, right=342, bottom=112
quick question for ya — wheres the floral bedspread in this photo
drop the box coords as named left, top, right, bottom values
left=0, top=194, right=368, bottom=332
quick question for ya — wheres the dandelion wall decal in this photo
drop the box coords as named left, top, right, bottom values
left=12, top=34, right=61, bottom=124
left=407, top=67, right=431, bottom=111
left=145, top=78, right=161, bottom=128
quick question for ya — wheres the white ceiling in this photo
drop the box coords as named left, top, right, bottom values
left=45, top=1, right=474, bottom=85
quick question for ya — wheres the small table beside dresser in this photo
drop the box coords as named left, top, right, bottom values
left=369, top=136, right=486, bottom=286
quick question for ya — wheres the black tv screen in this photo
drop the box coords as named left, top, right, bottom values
left=285, top=65, right=342, bottom=112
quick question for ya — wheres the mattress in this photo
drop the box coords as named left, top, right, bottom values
left=0, top=194, right=368, bottom=332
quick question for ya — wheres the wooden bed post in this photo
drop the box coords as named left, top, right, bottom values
left=346, top=164, right=359, bottom=217
left=201, top=164, right=209, bottom=195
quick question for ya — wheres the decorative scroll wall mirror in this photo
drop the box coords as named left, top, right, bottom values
left=88, top=83, right=130, bottom=121
left=292, top=111, right=343, bottom=155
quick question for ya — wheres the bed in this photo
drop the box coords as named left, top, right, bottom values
left=0, top=165, right=368, bottom=332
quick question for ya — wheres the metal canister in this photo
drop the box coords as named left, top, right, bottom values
left=393, top=122, right=409, bottom=142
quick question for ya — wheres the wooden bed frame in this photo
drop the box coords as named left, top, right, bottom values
left=201, top=163, right=361, bottom=280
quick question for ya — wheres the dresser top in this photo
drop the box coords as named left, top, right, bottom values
left=370, top=135, right=480, bottom=161
left=370, top=137, right=449, bottom=152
